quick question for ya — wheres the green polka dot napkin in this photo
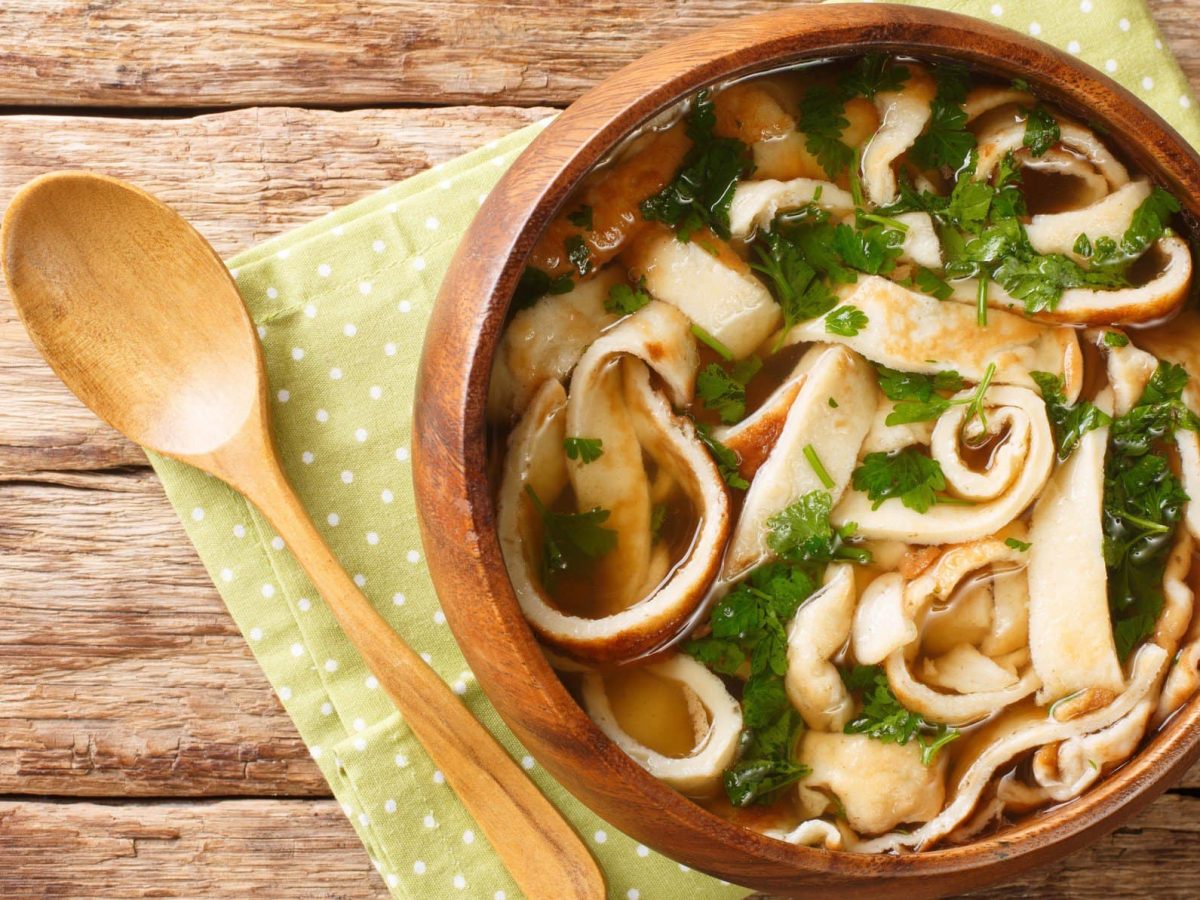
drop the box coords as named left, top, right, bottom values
left=146, top=3, right=1198, bottom=898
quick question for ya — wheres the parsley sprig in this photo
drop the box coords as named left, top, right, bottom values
left=697, top=356, right=762, bottom=425
left=640, top=90, right=752, bottom=241
left=851, top=449, right=949, bottom=513
left=766, top=491, right=872, bottom=566
left=841, top=665, right=960, bottom=765
left=563, top=437, right=604, bottom=464
left=876, top=362, right=995, bottom=429
left=1104, top=363, right=1198, bottom=659
left=909, top=64, right=975, bottom=171
left=605, top=279, right=651, bottom=315
left=1030, top=371, right=1112, bottom=460
left=524, top=486, right=616, bottom=587
left=694, top=422, right=749, bottom=490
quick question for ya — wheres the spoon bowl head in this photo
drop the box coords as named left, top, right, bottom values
left=2, top=172, right=264, bottom=459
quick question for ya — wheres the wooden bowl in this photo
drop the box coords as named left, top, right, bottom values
left=413, top=4, right=1200, bottom=896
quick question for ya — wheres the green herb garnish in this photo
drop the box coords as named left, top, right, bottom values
left=1030, top=370, right=1112, bottom=460
left=564, top=234, right=592, bottom=277
left=841, top=665, right=960, bottom=765
left=1005, top=537, right=1032, bottom=552
left=766, top=491, right=872, bottom=565
left=694, top=422, right=749, bottom=490
left=697, top=355, right=762, bottom=425
left=825, top=304, right=869, bottom=337
left=910, top=64, right=975, bottom=171
left=525, top=486, right=616, bottom=586
left=1022, top=106, right=1060, bottom=158
left=605, top=279, right=651, bottom=315
left=852, top=449, right=947, bottom=513
left=513, top=266, right=573, bottom=308
left=567, top=205, right=594, bottom=230
left=803, top=444, right=835, bottom=489
left=563, top=437, right=604, bottom=464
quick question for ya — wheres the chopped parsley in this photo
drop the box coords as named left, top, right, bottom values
left=691, top=323, right=735, bottom=361
left=910, top=64, right=975, bottom=171
left=697, top=356, right=762, bottom=425
left=876, top=363, right=993, bottom=428
left=1090, top=187, right=1181, bottom=266
left=913, top=266, right=954, bottom=301
left=1104, top=363, right=1199, bottom=659
left=766, top=491, right=872, bottom=566
left=830, top=219, right=904, bottom=275
left=563, top=437, right=604, bottom=464
left=524, top=486, right=616, bottom=586
left=842, top=53, right=910, bottom=100
left=686, top=562, right=820, bottom=805
left=650, top=503, right=668, bottom=542
left=605, top=279, right=651, bottom=315
left=1022, top=106, right=1060, bottom=158
left=1005, top=537, right=1032, bottom=552
left=803, top=444, right=835, bottom=489
left=851, top=449, right=948, bottom=513
left=567, top=205, right=594, bottom=229
left=841, top=665, right=960, bottom=765
left=694, top=422, right=749, bottom=490
left=640, top=90, right=752, bottom=241
left=1103, top=331, right=1131, bottom=349
left=1030, top=371, right=1112, bottom=460
left=825, top=304, right=869, bottom=337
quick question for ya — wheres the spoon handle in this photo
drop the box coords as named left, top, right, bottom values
left=237, top=455, right=605, bottom=900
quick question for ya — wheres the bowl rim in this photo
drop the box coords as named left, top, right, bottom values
left=414, top=4, right=1200, bottom=894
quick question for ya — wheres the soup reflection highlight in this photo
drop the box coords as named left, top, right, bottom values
left=489, top=54, right=1200, bottom=853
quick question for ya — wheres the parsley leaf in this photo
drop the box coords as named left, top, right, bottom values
left=724, top=708, right=810, bottom=807
left=841, top=665, right=960, bottom=765
left=798, top=83, right=854, bottom=179
left=825, top=304, right=869, bottom=337
left=1103, top=362, right=1196, bottom=659
left=910, top=64, right=976, bottom=170
left=1030, top=371, right=1113, bottom=460
left=831, top=221, right=904, bottom=275
left=876, top=366, right=965, bottom=402
left=640, top=90, right=752, bottom=241
left=842, top=54, right=910, bottom=100
left=694, top=422, right=749, bottom=490
left=1022, top=106, right=1060, bottom=158
left=525, top=486, right=616, bottom=586
left=513, top=266, right=573, bottom=308
left=1093, top=186, right=1181, bottom=265
left=1103, top=331, right=1130, bottom=348
left=697, top=356, right=762, bottom=425
left=766, top=491, right=872, bottom=565
left=1005, top=537, right=1032, bottom=552
left=913, top=266, right=954, bottom=301
left=563, top=437, right=604, bottom=464
left=852, top=449, right=947, bottom=513
left=605, top=279, right=651, bottom=315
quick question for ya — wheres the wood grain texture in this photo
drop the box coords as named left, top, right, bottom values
left=1, top=795, right=1198, bottom=899
left=0, top=0, right=1195, bottom=108
left=0, top=471, right=326, bottom=797
left=0, top=104, right=552, bottom=477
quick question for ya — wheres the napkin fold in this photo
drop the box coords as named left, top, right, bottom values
left=149, top=2, right=1198, bottom=897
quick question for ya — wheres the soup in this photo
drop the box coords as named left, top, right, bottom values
left=487, top=55, right=1200, bottom=853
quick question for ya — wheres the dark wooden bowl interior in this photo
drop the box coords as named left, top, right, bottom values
left=413, top=4, right=1200, bottom=896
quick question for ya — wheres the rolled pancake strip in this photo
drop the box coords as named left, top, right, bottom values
left=728, top=177, right=853, bottom=239
left=1027, top=390, right=1124, bottom=701
left=834, top=386, right=1055, bottom=544
left=786, top=276, right=1083, bottom=399
left=722, top=346, right=877, bottom=580
left=1025, top=179, right=1152, bottom=262
left=947, top=234, right=1193, bottom=326
left=861, top=65, right=936, bottom=206
left=785, top=563, right=858, bottom=731
left=975, top=118, right=1129, bottom=189
left=581, top=655, right=742, bottom=796
left=855, top=643, right=1167, bottom=852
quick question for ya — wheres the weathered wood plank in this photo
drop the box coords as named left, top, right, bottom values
left=0, top=105, right=552, bottom=476
left=0, top=799, right=386, bottom=898
left=0, top=793, right=1197, bottom=898
left=0, top=1, right=1196, bottom=108
left=0, top=472, right=326, bottom=796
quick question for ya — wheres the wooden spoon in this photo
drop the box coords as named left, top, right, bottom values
left=1, top=171, right=605, bottom=900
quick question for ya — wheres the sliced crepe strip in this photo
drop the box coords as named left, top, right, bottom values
left=785, top=564, right=858, bottom=731
left=581, top=655, right=742, bottom=796
left=722, top=346, right=877, bottom=580
left=854, top=538, right=1028, bottom=665
left=797, top=732, right=946, bottom=836
left=764, top=819, right=845, bottom=851
left=565, top=304, right=700, bottom=610
left=1021, top=147, right=1112, bottom=208
left=1027, top=390, right=1123, bottom=700
left=975, top=118, right=1129, bottom=189
left=920, top=579, right=995, bottom=658
left=1025, top=179, right=1152, bottom=261
left=487, top=266, right=622, bottom=422
left=963, top=85, right=1033, bottom=122
left=861, top=65, right=936, bottom=206
left=922, top=643, right=1021, bottom=693
left=624, top=226, right=780, bottom=358
left=498, top=315, right=730, bottom=663
left=895, top=212, right=943, bottom=269
left=855, top=643, right=1168, bottom=852
left=980, top=566, right=1030, bottom=657
left=835, top=386, right=1055, bottom=544
left=1088, top=328, right=1157, bottom=416
left=716, top=358, right=810, bottom=481
left=728, top=177, right=853, bottom=239
left=948, top=234, right=1192, bottom=325
left=787, top=276, right=1083, bottom=399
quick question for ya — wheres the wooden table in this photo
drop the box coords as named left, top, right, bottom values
left=1, top=2, right=1198, bottom=896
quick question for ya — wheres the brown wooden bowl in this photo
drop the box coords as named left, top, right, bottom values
left=413, top=4, right=1200, bottom=896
